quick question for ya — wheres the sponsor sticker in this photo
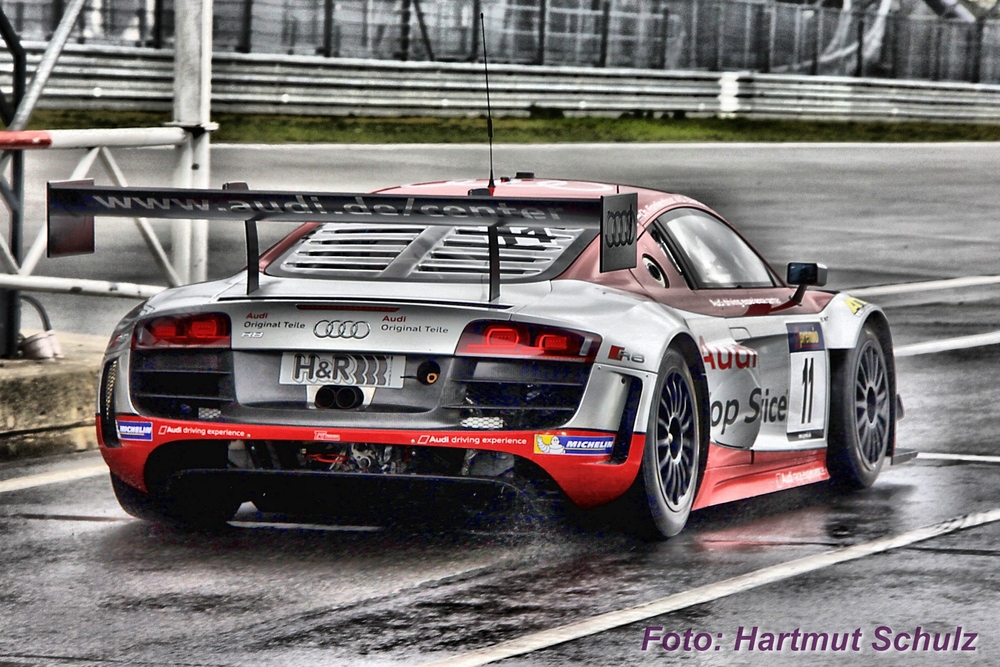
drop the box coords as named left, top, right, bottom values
left=314, top=430, right=340, bottom=442
left=844, top=297, right=868, bottom=315
left=533, top=434, right=615, bottom=455
left=786, top=322, right=825, bottom=353
left=117, top=420, right=153, bottom=442
left=775, top=467, right=827, bottom=489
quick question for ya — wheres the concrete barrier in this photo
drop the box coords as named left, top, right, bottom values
left=0, top=331, right=104, bottom=460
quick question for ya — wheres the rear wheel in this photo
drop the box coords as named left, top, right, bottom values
left=828, top=325, right=893, bottom=489
left=626, top=348, right=704, bottom=538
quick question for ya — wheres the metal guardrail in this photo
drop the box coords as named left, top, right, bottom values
left=4, top=43, right=1000, bottom=122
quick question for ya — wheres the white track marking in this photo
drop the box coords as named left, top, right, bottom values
left=0, top=462, right=108, bottom=494
left=919, top=452, right=1000, bottom=464
left=850, top=275, right=1000, bottom=297
left=417, top=508, right=1000, bottom=667
left=894, top=331, right=1000, bottom=357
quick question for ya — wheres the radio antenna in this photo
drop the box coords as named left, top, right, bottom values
left=481, top=12, right=495, bottom=190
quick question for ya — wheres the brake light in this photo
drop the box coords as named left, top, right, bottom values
left=456, top=321, right=600, bottom=362
left=133, top=313, right=232, bottom=349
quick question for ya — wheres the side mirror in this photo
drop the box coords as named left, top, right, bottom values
left=787, top=262, right=827, bottom=287
left=786, top=262, right=827, bottom=306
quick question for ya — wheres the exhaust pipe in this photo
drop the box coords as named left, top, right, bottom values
left=315, top=385, right=364, bottom=410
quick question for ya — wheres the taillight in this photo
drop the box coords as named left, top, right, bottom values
left=132, top=313, right=231, bottom=349
left=456, top=321, right=600, bottom=362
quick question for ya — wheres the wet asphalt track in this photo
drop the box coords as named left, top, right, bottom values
left=2, top=143, right=1000, bottom=665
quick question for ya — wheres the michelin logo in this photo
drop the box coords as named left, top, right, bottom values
left=534, top=434, right=614, bottom=455
left=117, top=420, right=153, bottom=442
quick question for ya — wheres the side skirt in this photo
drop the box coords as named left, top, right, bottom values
left=693, top=445, right=829, bottom=510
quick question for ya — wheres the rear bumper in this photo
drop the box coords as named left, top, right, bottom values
left=99, top=415, right=645, bottom=509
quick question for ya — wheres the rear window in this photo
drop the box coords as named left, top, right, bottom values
left=266, top=223, right=597, bottom=283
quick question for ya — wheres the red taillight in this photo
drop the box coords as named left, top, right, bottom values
left=133, top=313, right=231, bottom=349
left=456, top=321, right=600, bottom=362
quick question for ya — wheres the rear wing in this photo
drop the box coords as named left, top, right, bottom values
left=47, top=181, right=637, bottom=301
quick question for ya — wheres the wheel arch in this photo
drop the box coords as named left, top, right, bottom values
left=829, top=310, right=897, bottom=459
left=667, top=332, right=711, bottom=484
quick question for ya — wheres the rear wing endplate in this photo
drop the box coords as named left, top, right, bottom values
left=47, top=181, right=637, bottom=301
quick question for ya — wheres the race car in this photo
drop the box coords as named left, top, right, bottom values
left=48, top=176, right=900, bottom=537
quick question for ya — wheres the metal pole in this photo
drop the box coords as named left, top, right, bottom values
left=470, top=0, right=481, bottom=61
left=599, top=1, right=610, bottom=67
left=237, top=0, right=253, bottom=53
left=400, top=0, right=412, bottom=61
left=0, top=7, right=24, bottom=359
left=812, top=9, right=822, bottom=75
left=322, top=0, right=334, bottom=57
left=660, top=7, right=670, bottom=69
left=173, top=0, right=215, bottom=284
left=411, top=0, right=435, bottom=60
left=536, top=0, right=548, bottom=65
left=971, top=20, right=984, bottom=83
left=855, top=14, right=864, bottom=77
left=152, top=0, right=164, bottom=48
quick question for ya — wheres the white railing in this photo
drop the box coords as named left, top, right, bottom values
left=0, top=126, right=194, bottom=298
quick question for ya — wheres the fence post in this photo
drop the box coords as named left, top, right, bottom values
left=599, top=1, right=610, bottom=67
left=970, top=20, right=984, bottom=83
left=765, top=2, right=775, bottom=73
left=811, top=9, right=822, bottom=75
left=536, top=0, right=548, bottom=65
left=714, top=2, right=724, bottom=71
left=469, top=0, right=481, bottom=61
left=237, top=0, right=253, bottom=52
left=690, top=0, right=699, bottom=68
left=400, top=0, right=411, bottom=61
left=659, top=7, right=670, bottom=69
left=855, top=14, right=864, bottom=77
left=321, top=0, right=335, bottom=56
left=151, top=0, right=164, bottom=48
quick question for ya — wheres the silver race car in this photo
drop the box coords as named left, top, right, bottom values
left=48, top=176, right=900, bottom=537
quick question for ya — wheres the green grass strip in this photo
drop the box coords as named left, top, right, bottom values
left=24, top=109, right=1000, bottom=143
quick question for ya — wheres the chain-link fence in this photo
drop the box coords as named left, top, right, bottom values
left=2, top=0, right=999, bottom=83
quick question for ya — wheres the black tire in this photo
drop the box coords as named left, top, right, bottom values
left=626, top=348, right=704, bottom=538
left=828, top=324, right=893, bottom=489
left=110, top=472, right=240, bottom=528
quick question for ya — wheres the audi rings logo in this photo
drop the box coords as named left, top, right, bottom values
left=313, top=320, right=372, bottom=339
left=604, top=208, right=636, bottom=249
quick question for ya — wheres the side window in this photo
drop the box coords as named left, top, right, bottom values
left=654, top=209, right=777, bottom=289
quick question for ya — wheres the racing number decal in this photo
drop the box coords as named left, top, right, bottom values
left=786, top=323, right=827, bottom=441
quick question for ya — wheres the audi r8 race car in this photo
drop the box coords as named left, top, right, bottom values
left=48, top=176, right=900, bottom=538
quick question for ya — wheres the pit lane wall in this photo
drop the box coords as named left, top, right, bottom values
left=0, top=332, right=104, bottom=460
left=5, top=44, right=1000, bottom=123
